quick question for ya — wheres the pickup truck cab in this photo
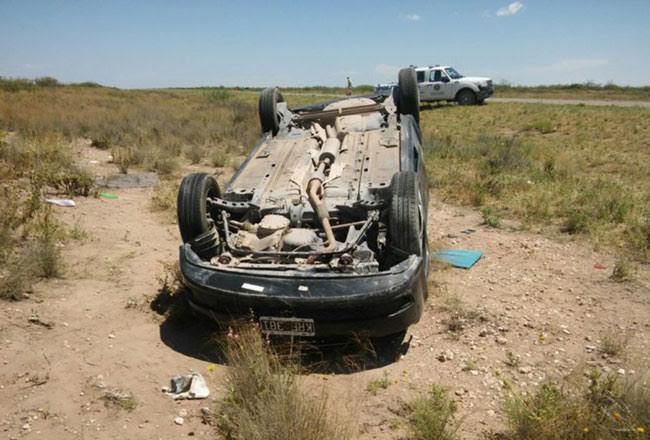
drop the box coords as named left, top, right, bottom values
left=376, top=65, right=494, bottom=106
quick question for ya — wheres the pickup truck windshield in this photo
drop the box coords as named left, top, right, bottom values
left=445, top=68, right=463, bottom=79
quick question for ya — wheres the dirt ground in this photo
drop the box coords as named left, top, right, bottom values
left=1, top=146, right=649, bottom=439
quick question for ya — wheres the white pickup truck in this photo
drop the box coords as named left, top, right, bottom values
left=375, top=65, right=494, bottom=105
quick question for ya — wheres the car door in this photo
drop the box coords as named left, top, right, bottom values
left=424, top=69, right=449, bottom=101
left=441, top=69, right=463, bottom=99
left=416, top=69, right=433, bottom=101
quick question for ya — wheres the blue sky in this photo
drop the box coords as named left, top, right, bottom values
left=1, top=0, right=649, bottom=88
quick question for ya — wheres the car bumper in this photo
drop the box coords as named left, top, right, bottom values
left=478, top=87, right=494, bottom=100
left=179, top=244, right=426, bottom=337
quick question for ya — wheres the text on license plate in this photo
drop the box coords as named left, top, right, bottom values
left=259, top=317, right=315, bottom=336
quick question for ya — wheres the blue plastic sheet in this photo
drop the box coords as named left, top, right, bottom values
left=434, top=249, right=483, bottom=269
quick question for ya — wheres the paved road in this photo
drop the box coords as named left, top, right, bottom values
left=487, top=97, right=650, bottom=108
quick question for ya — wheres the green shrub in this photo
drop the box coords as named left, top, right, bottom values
left=404, top=385, right=459, bottom=440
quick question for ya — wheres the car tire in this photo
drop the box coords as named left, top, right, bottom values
left=397, top=68, right=420, bottom=124
left=258, top=87, right=284, bottom=135
left=389, top=171, right=424, bottom=258
left=456, top=89, right=477, bottom=106
left=177, top=173, right=221, bottom=244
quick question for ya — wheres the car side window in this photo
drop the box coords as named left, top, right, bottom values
left=431, top=70, right=442, bottom=82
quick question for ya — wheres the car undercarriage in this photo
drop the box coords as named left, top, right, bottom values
left=177, top=67, right=429, bottom=337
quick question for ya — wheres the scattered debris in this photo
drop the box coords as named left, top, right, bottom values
left=593, top=263, right=607, bottom=270
left=27, top=314, right=54, bottom=329
left=174, top=416, right=185, bottom=426
left=24, top=373, right=49, bottom=387
left=100, top=388, right=137, bottom=411
left=436, top=350, right=455, bottom=362
left=434, top=249, right=483, bottom=269
left=99, top=192, right=119, bottom=200
left=163, top=373, right=210, bottom=400
left=45, top=198, right=76, bottom=207
left=461, top=228, right=476, bottom=235
left=97, top=172, right=159, bottom=189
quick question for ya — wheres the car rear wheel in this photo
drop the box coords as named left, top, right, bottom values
left=388, top=171, right=424, bottom=260
left=397, top=68, right=420, bottom=124
left=456, top=89, right=477, bottom=106
left=177, top=173, right=221, bottom=258
left=258, top=87, right=284, bottom=135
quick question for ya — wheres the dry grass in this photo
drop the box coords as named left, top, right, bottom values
left=401, top=385, right=460, bottom=440
left=366, top=372, right=392, bottom=396
left=0, top=86, right=259, bottom=159
left=501, top=371, right=650, bottom=440
left=421, top=103, right=650, bottom=260
left=436, top=290, right=484, bottom=334
left=495, top=83, right=650, bottom=101
left=100, top=388, right=137, bottom=412
left=215, top=326, right=350, bottom=440
left=0, top=208, right=64, bottom=300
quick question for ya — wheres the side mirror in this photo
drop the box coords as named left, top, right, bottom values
left=441, top=77, right=450, bottom=83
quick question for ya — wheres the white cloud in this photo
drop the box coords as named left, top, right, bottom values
left=527, top=58, right=609, bottom=74
left=496, top=1, right=524, bottom=17
left=400, top=13, right=420, bottom=21
left=375, top=64, right=400, bottom=77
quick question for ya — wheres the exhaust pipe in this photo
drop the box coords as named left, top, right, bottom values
left=308, top=125, right=340, bottom=251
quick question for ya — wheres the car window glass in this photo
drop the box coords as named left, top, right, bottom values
left=431, top=70, right=442, bottom=82
left=445, top=68, right=463, bottom=79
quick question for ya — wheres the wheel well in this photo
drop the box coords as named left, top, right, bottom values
left=455, top=88, right=476, bottom=100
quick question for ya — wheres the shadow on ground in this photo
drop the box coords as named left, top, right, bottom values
left=152, top=286, right=410, bottom=374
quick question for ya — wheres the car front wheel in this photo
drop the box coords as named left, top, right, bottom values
left=456, top=89, right=477, bottom=106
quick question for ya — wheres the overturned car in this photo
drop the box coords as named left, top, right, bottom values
left=177, top=67, right=429, bottom=338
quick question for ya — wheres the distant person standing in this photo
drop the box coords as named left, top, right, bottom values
left=346, top=76, right=352, bottom=96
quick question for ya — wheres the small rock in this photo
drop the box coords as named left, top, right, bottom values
left=437, top=350, right=454, bottom=362
left=617, top=368, right=626, bottom=376
left=495, top=336, right=508, bottom=345
left=22, top=423, right=31, bottom=431
left=478, top=328, right=489, bottom=337
left=518, top=366, right=532, bottom=374
left=108, top=333, right=115, bottom=339
left=178, top=409, right=188, bottom=417
left=585, top=345, right=597, bottom=353
left=174, top=417, right=184, bottom=426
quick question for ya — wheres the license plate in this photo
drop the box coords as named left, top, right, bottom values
left=259, top=316, right=315, bottom=336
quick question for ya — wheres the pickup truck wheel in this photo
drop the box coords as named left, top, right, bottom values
left=389, top=171, right=424, bottom=259
left=397, top=68, right=420, bottom=124
left=456, top=89, right=477, bottom=106
left=259, top=87, right=284, bottom=135
left=177, top=173, right=221, bottom=244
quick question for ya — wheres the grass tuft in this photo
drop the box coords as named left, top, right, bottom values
left=403, top=385, right=459, bottom=440
left=216, top=326, right=350, bottom=440
left=501, top=371, right=650, bottom=440
left=366, top=372, right=392, bottom=396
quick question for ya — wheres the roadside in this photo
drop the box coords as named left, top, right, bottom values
left=487, top=97, right=650, bottom=108
left=1, top=144, right=648, bottom=439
